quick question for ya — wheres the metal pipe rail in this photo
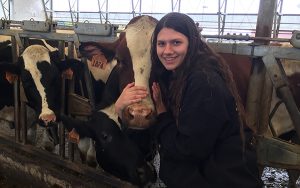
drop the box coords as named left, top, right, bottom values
left=204, top=34, right=291, bottom=43
left=208, top=42, right=300, bottom=60
left=0, top=29, right=117, bottom=43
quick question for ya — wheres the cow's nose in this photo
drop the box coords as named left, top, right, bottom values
left=123, top=103, right=156, bottom=129
left=128, top=105, right=152, bottom=118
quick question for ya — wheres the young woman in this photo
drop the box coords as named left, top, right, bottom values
left=115, top=12, right=262, bottom=188
left=149, top=12, right=262, bottom=188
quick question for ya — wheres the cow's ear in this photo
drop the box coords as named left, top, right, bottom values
left=79, top=41, right=117, bottom=62
left=48, top=50, right=61, bottom=64
left=79, top=42, right=99, bottom=59
left=59, top=58, right=84, bottom=79
left=0, top=40, right=11, bottom=50
left=0, top=61, right=21, bottom=75
left=59, top=115, right=93, bottom=139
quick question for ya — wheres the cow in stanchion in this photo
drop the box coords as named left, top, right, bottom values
left=0, top=40, right=16, bottom=129
left=218, top=45, right=300, bottom=187
left=61, top=15, right=158, bottom=187
left=0, top=42, right=83, bottom=152
left=0, top=40, right=38, bottom=134
left=218, top=48, right=300, bottom=138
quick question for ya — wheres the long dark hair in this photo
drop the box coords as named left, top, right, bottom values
left=151, top=12, right=246, bottom=141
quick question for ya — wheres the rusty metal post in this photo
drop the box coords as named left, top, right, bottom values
left=59, top=72, right=66, bottom=158
left=20, top=38, right=30, bottom=144
left=246, top=0, right=276, bottom=135
left=66, top=41, right=76, bottom=161
left=11, top=36, right=21, bottom=143
left=58, top=40, right=66, bottom=158
left=20, top=101, right=27, bottom=144
left=82, top=59, right=96, bottom=110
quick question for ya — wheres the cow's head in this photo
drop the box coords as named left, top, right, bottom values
left=1, top=44, right=82, bottom=126
left=80, top=15, right=158, bottom=130
left=60, top=113, right=157, bottom=186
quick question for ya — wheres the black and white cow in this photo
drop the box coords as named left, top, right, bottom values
left=0, top=40, right=20, bottom=129
left=0, top=43, right=83, bottom=151
left=61, top=15, right=158, bottom=186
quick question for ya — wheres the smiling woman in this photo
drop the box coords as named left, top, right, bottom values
left=156, top=28, right=189, bottom=71
left=148, top=12, right=263, bottom=188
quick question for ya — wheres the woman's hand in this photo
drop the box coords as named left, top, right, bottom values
left=115, top=82, right=148, bottom=119
left=152, top=82, right=166, bottom=115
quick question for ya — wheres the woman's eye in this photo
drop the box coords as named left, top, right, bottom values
left=173, top=41, right=181, bottom=45
left=157, top=42, right=165, bottom=47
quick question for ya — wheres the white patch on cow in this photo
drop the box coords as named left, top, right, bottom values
left=87, top=59, right=117, bottom=83
left=125, top=16, right=156, bottom=109
left=22, top=45, right=55, bottom=119
left=41, top=39, right=58, bottom=52
left=78, top=137, right=97, bottom=165
left=100, top=104, right=121, bottom=129
left=78, top=137, right=90, bottom=153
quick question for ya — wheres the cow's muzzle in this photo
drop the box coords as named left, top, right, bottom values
left=122, top=102, right=156, bottom=129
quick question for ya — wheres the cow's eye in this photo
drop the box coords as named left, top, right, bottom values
left=100, top=132, right=112, bottom=143
left=102, top=133, right=108, bottom=139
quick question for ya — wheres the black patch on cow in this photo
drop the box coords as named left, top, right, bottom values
left=96, top=66, right=121, bottom=110
left=0, top=62, right=21, bottom=75
left=0, top=72, right=14, bottom=109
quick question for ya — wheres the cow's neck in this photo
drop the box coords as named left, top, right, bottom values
left=88, top=59, right=117, bottom=83
left=100, top=104, right=121, bottom=129
left=22, top=45, right=55, bottom=118
left=125, top=16, right=155, bottom=106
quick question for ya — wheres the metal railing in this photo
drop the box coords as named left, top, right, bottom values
left=50, top=11, right=300, bottom=38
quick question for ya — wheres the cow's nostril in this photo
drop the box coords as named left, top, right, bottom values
left=145, top=109, right=153, bottom=119
left=126, top=107, right=135, bottom=119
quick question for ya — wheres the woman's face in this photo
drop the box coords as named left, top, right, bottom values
left=156, top=28, right=189, bottom=71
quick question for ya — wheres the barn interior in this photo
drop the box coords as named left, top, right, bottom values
left=0, top=0, right=300, bottom=187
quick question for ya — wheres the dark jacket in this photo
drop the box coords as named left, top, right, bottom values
left=152, top=69, right=262, bottom=188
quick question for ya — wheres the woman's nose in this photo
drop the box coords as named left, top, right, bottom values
left=163, top=44, right=173, bottom=54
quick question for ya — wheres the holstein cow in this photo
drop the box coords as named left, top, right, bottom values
left=219, top=46, right=300, bottom=139
left=0, top=40, right=26, bottom=130
left=0, top=43, right=83, bottom=151
left=39, top=39, right=100, bottom=167
left=61, top=15, right=158, bottom=187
